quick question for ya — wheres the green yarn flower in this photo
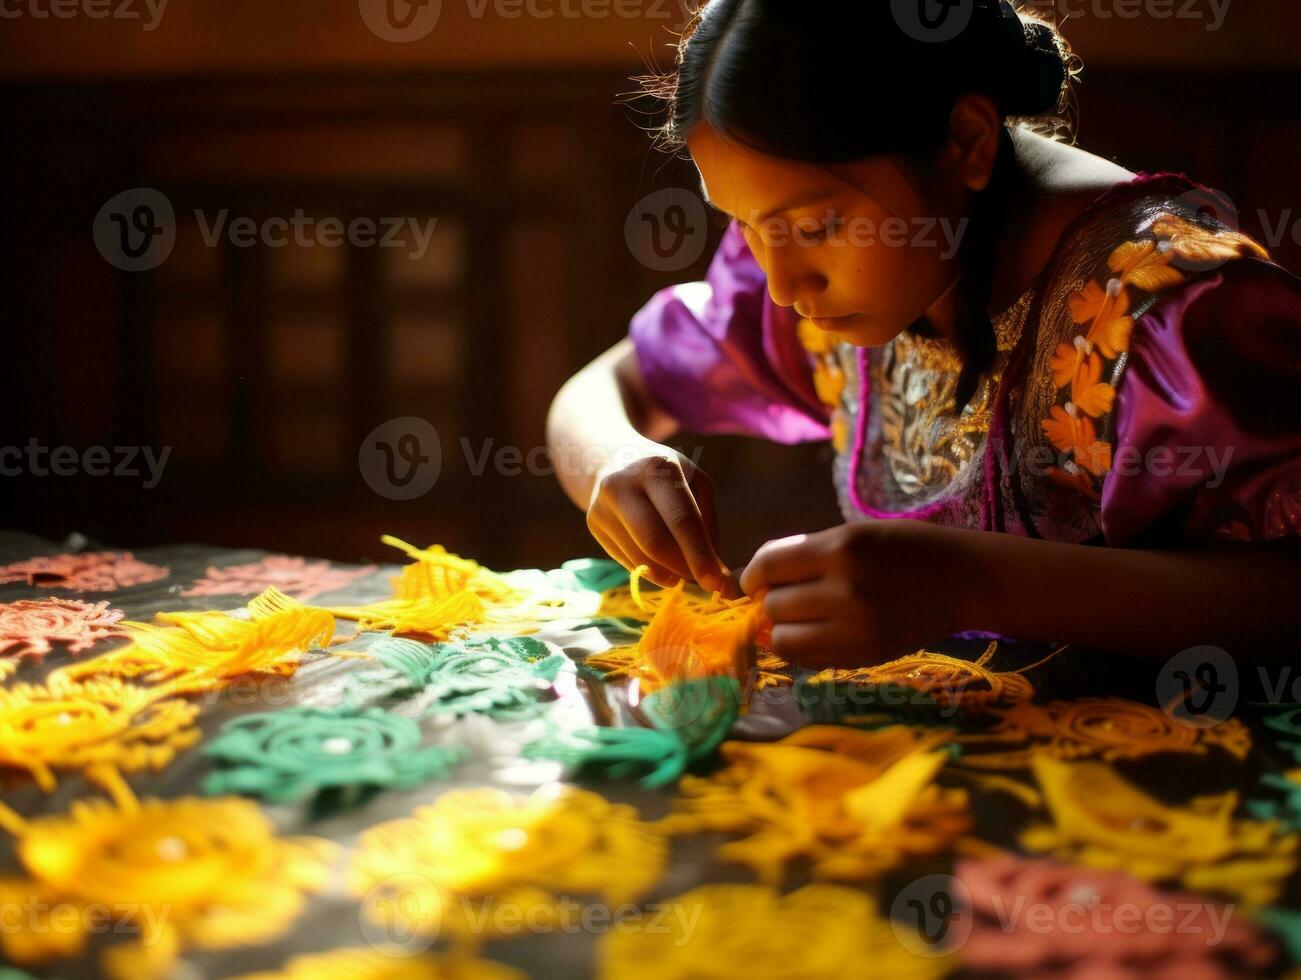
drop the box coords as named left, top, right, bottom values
left=202, top=705, right=465, bottom=803
left=523, top=726, right=690, bottom=788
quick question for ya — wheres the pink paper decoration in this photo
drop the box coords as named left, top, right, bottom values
left=0, top=551, right=169, bottom=592
left=181, top=555, right=377, bottom=601
left=0, top=597, right=127, bottom=660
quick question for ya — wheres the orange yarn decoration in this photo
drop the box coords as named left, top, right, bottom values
left=49, top=588, right=334, bottom=698
left=958, top=697, right=1252, bottom=769
left=382, top=535, right=520, bottom=603
left=327, top=591, right=486, bottom=640
left=0, top=678, right=199, bottom=804
left=657, top=725, right=969, bottom=884
left=808, top=643, right=1045, bottom=717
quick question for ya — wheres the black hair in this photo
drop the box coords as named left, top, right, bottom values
left=638, top=0, right=1077, bottom=406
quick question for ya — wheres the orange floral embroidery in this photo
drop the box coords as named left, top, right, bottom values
left=1043, top=212, right=1268, bottom=500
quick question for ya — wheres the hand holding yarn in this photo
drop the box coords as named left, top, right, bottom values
left=586, top=440, right=731, bottom=594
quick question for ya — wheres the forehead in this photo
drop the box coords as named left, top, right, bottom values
left=687, top=125, right=835, bottom=214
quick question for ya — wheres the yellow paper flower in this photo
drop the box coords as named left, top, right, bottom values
left=1021, top=755, right=1296, bottom=908
left=0, top=678, right=199, bottom=802
left=350, top=785, right=667, bottom=944
left=598, top=882, right=951, bottom=980
left=0, top=794, right=335, bottom=979
left=657, top=725, right=969, bottom=884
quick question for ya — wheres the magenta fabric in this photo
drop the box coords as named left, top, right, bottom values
left=1104, top=256, right=1301, bottom=545
left=629, top=222, right=830, bottom=444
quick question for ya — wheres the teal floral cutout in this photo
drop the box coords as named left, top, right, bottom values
left=523, top=725, right=689, bottom=788
left=551, top=558, right=630, bottom=593
left=640, top=676, right=741, bottom=762
left=202, top=705, right=466, bottom=804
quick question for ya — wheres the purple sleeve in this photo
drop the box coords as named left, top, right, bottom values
left=1103, top=257, right=1301, bottom=545
left=628, top=222, right=831, bottom=444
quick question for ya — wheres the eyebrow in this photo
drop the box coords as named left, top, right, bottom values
left=699, top=182, right=841, bottom=223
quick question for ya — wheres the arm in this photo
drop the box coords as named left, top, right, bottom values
left=545, top=337, right=679, bottom=512
left=740, top=520, right=1301, bottom=665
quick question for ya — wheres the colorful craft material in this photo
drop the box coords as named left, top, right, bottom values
left=0, top=550, right=168, bottom=592
left=522, top=724, right=690, bottom=787
left=0, top=597, right=125, bottom=678
left=49, top=587, right=334, bottom=697
left=807, top=642, right=1042, bottom=717
left=181, top=554, right=377, bottom=600
left=202, top=705, right=467, bottom=803
left=597, top=882, right=950, bottom=980
left=383, top=535, right=520, bottom=603
left=957, top=696, right=1252, bottom=769
left=1021, top=756, right=1297, bottom=908
left=0, top=677, right=199, bottom=803
left=955, top=854, right=1275, bottom=978
left=349, top=785, right=667, bottom=944
left=657, top=725, right=968, bottom=884
left=233, top=947, right=526, bottom=980
left=0, top=792, right=335, bottom=980
left=327, top=591, right=487, bottom=640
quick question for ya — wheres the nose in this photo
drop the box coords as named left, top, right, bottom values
left=761, top=242, right=828, bottom=311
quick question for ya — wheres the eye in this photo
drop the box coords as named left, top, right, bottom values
left=793, top=216, right=838, bottom=244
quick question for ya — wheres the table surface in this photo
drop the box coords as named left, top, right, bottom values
left=1, top=531, right=1297, bottom=979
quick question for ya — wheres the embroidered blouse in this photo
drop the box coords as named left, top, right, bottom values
left=628, top=174, right=1301, bottom=547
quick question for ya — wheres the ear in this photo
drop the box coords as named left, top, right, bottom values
left=942, top=93, right=1004, bottom=193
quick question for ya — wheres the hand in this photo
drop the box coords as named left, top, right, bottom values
left=739, top=519, right=984, bottom=667
left=587, top=441, right=731, bottom=592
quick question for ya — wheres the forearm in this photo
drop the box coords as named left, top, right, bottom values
left=966, top=533, right=1301, bottom=657
left=546, top=338, right=678, bottom=511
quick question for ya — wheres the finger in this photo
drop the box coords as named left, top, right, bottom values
left=740, top=533, right=825, bottom=596
left=686, top=468, right=727, bottom=569
left=588, top=523, right=636, bottom=573
left=617, top=491, right=697, bottom=585
left=593, top=508, right=682, bottom=588
left=645, top=477, right=727, bottom=592
left=768, top=621, right=838, bottom=666
left=762, top=581, right=837, bottom=623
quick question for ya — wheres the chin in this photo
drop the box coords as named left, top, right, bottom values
left=818, top=316, right=906, bottom=349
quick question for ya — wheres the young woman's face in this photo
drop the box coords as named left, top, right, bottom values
left=688, top=124, right=965, bottom=347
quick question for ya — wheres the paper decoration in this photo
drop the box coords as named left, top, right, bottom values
left=0, top=678, right=199, bottom=803
left=0, top=551, right=168, bottom=592
left=0, top=794, right=335, bottom=980
left=597, top=882, right=951, bottom=980
left=350, top=785, right=667, bottom=944
left=1021, top=756, right=1297, bottom=908
left=182, top=555, right=377, bottom=600
left=657, top=725, right=968, bottom=884
left=202, top=705, right=467, bottom=803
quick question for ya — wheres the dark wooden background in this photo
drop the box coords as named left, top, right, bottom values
left=2, top=1, right=1297, bottom=572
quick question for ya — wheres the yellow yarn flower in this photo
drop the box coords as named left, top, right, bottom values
left=598, top=882, right=951, bottom=980
left=49, top=588, right=333, bottom=698
left=234, top=946, right=524, bottom=980
left=0, top=678, right=199, bottom=804
left=1021, top=755, right=1296, bottom=909
left=350, top=785, right=667, bottom=945
left=657, top=725, right=969, bottom=884
left=0, top=794, right=335, bottom=980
